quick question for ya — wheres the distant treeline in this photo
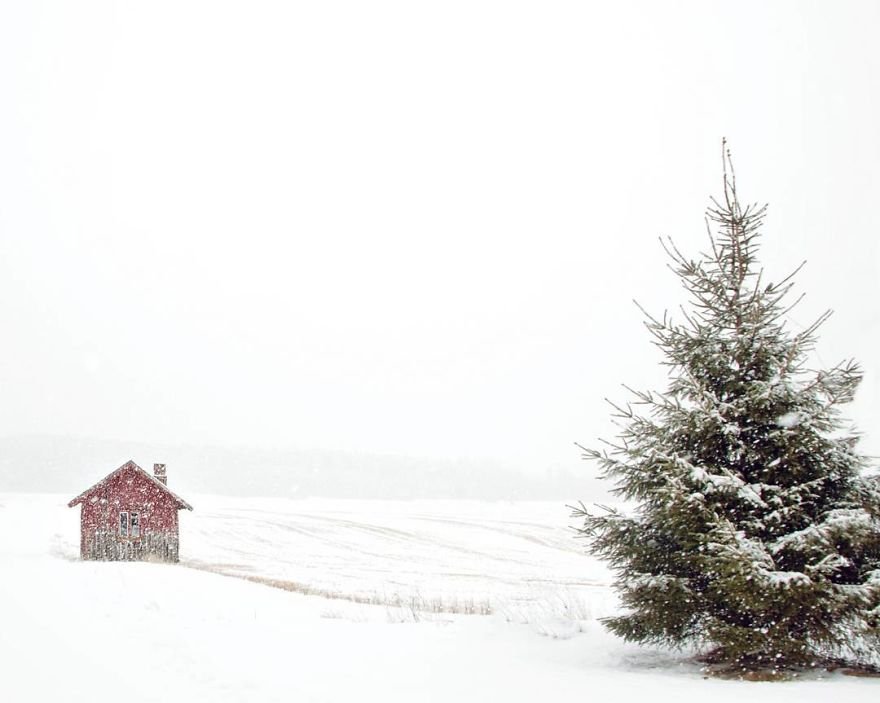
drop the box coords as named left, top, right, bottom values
left=0, top=435, right=609, bottom=501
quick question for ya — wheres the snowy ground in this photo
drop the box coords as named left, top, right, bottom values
left=1, top=494, right=876, bottom=702
left=183, top=496, right=614, bottom=620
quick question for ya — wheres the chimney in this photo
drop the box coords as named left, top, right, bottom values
left=153, top=463, right=167, bottom=486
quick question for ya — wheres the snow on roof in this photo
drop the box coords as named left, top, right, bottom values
left=67, top=459, right=194, bottom=511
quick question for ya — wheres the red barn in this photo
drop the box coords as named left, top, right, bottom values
left=68, top=460, right=193, bottom=562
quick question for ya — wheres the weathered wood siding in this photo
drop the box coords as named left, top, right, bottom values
left=81, top=529, right=180, bottom=562
left=77, top=465, right=183, bottom=563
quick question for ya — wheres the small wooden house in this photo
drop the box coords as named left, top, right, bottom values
left=68, top=460, right=193, bottom=562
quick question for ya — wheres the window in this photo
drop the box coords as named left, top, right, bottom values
left=119, top=511, right=140, bottom=538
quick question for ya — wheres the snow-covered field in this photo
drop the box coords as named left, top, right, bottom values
left=1, top=494, right=875, bottom=702
left=184, top=497, right=613, bottom=620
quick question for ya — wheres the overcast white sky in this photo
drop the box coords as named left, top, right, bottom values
left=1, top=1, right=879, bottom=474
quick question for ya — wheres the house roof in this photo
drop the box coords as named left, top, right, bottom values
left=67, top=460, right=194, bottom=511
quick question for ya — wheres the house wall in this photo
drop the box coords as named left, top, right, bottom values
left=79, top=466, right=182, bottom=562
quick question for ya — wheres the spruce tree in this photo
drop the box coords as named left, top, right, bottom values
left=574, top=145, right=880, bottom=671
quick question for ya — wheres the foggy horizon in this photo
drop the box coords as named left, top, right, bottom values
left=0, top=433, right=612, bottom=501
